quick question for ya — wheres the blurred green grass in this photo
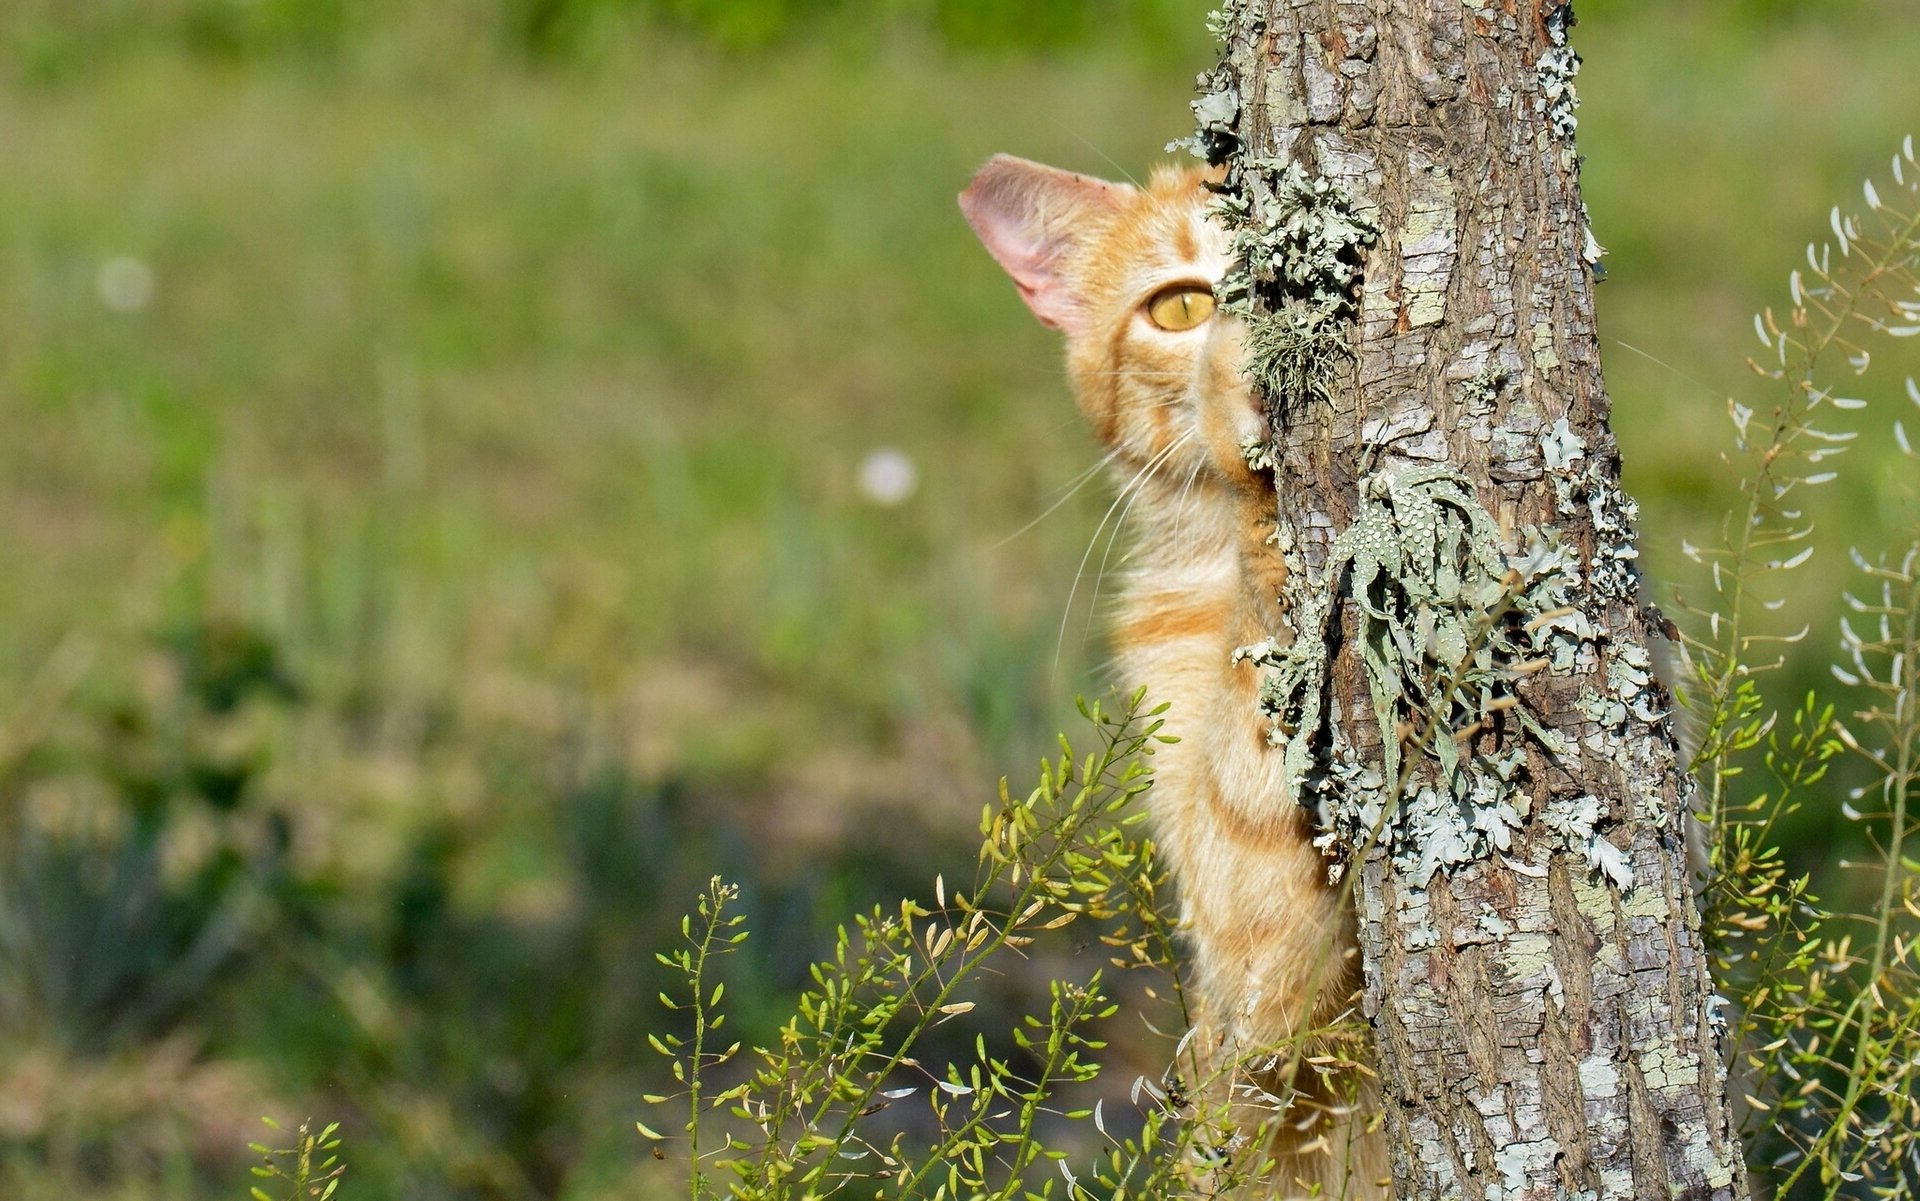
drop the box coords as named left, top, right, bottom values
left=2, top=1, right=1918, bottom=1197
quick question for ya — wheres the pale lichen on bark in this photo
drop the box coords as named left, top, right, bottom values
left=1183, top=1, right=1750, bottom=1196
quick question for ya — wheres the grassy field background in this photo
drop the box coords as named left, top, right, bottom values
left=3, top=1, right=1919, bottom=1197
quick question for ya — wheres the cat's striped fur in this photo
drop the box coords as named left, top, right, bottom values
left=961, top=156, right=1387, bottom=1198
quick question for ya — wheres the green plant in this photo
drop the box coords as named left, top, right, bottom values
left=638, top=690, right=1383, bottom=1198
left=0, top=615, right=298, bottom=1052
left=247, top=1117, right=346, bottom=1201
left=640, top=694, right=1167, bottom=1197
left=1679, top=136, right=1920, bottom=1196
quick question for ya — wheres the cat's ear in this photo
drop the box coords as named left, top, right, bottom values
left=959, top=155, right=1130, bottom=334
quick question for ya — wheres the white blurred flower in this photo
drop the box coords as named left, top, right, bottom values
left=857, top=447, right=918, bottom=507
left=97, top=256, right=155, bottom=313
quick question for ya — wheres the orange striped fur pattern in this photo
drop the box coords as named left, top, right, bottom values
left=961, top=156, right=1386, bottom=1198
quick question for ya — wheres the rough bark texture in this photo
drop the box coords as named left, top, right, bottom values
left=1204, top=2, right=1751, bottom=1196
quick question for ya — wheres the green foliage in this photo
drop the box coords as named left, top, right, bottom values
left=247, top=1117, right=346, bottom=1201
left=0, top=616, right=298, bottom=1053
left=1, top=0, right=1855, bottom=69
left=1680, top=138, right=1920, bottom=1196
left=636, top=695, right=1371, bottom=1198
left=0, top=580, right=959, bottom=1198
left=0, top=0, right=1205, bottom=70
left=640, top=693, right=1200, bottom=1198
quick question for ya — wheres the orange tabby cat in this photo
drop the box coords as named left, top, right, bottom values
left=961, top=156, right=1387, bottom=1198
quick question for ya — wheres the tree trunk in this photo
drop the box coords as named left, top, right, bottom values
left=1190, top=2, right=1751, bottom=1196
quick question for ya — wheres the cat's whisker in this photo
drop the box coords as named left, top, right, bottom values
left=1047, top=448, right=1122, bottom=497
left=1171, top=458, right=1207, bottom=523
left=1613, top=340, right=1724, bottom=400
left=1058, top=126, right=1143, bottom=189
left=1016, top=365, right=1190, bottom=381
left=1185, top=456, right=1205, bottom=493
left=1053, top=433, right=1191, bottom=683
left=1084, top=649, right=1126, bottom=681
left=1130, top=457, right=1207, bottom=569
left=988, top=450, right=1121, bottom=551
left=1086, top=440, right=1181, bottom=644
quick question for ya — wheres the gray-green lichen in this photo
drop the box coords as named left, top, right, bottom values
left=1239, top=435, right=1278, bottom=472
left=1607, top=641, right=1664, bottom=721
left=1537, top=4, right=1581, bottom=158
left=1236, top=467, right=1585, bottom=885
left=1543, top=418, right=1644, bottom=605
left=1167, top=4, right=1250, bottom=163
left=1577, top=639, right=1669, bottom=770
left=1460, top=362, right=1509, bottom=413
left=1170, top=73, right=1240, bottom=163
left=1536, top=4, right=1609, bottom=268
left=1540, top=792, right=1634, bottom=889
left=1541, top=414, right=1585, bottom=473
left=1238, top=462, right=1648, bottom=894
left=1529, top=314, right=1562, bottom=373
left=1214, top=159, right=1380, bottom=415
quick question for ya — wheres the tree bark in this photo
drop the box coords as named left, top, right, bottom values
left=1193, top=2, right=1751, bottom=1196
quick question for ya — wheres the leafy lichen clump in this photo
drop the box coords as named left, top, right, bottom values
left=1235, top=467, right=1602, bottom=885
left=1167, top=5, right=1249, bottom=163
left=1540, top=792, right=1634, bottom=889
left=1214, top=160, right=1380, bottom=415
left=1536, top=3, right=1608, bottom=267
left=1542, top=416, right=1643, bottom=605
left=1170, top=70, right=1240, bottom=164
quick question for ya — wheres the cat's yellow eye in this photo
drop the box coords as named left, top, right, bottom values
left=1145, top=284, right=1216, bottom=332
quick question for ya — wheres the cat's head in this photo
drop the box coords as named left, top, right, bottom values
left=960, top=154, right=1265, bottom=492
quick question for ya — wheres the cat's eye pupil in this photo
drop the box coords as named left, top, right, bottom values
left=1146, top=284, right=1216, bottom=332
